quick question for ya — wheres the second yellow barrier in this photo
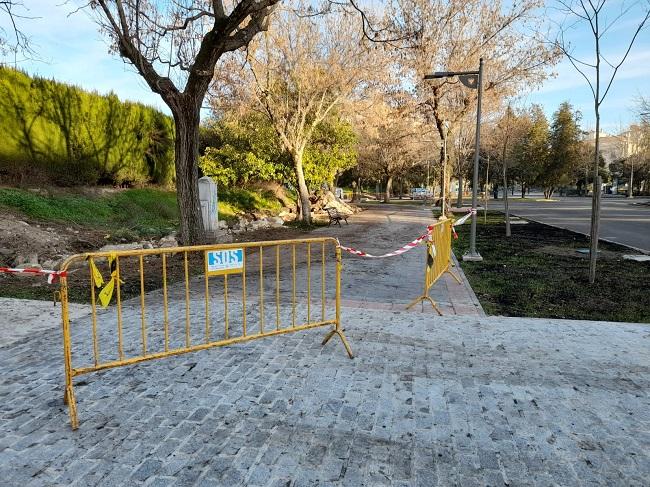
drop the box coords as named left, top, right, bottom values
left=407, top=218, right=461, bottom=314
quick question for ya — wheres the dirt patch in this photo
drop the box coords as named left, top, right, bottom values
left=0, top=213, right=319, bottom=302
left=0, top=208, right=106, bottom=268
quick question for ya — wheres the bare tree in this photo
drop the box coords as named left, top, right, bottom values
left=390, top=0, right=559, bottom=214
left=555, top=0, right=650, bottom=283
left=0, top=0, right=32, bottom=60
left=220, top=3, right=377, bottom=222
left=356, top=92, right=430, bottom=203
left=85, top=1, right=280, bottom=243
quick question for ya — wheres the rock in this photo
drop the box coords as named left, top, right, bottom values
left=0, top=247, right=13, bottom=256
left=142, top=242, right=154, bottom=250
left=13, top=254, right=26, bottom=266
left=159, top=235, right=178, bottom=248
left=268, top=216, right=284, bottom=227
left=218, top=220, right=228, bottom=230
left=214, top=230, right=233, bottom=243
left=99, top=242, right=144, bottom=252
left=42, top=260, right=55, bottom=269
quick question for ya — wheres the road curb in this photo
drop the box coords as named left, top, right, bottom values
left=509, top=213, right=650, bottom=255
left=450, top=252, right=486, bottom=317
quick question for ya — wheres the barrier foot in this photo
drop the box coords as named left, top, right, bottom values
left=322, top=328, right=354, bottom=359
left=406, top=295, right=443, bottom=316
left=64, top=385, right=79, bottom=430
left=447, top=269, right=462, bottom=285
left=321, top=328, right=336, bottom=345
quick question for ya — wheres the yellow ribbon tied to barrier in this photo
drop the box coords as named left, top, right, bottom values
left=88, top=259, right=104, bottom=288
left=91, top=254, right=122, bottom=308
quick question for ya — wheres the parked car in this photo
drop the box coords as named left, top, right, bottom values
left=410, top=188, right=432, bottom=199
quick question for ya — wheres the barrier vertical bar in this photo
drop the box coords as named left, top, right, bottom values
left=292, top=244, right=296, bottom=327
left=60, top=278, right=78, bottom=430
left=162, top=253, right=169, bottom=352
left=89, top=258, right=99, bottom=366
left=184, top=252, right=190, bottom=348
left=139, top=255, right=147, bottom=356
left=335, top=245, right=342, bottom=333
left=224, top=274, right=229, bottom=339
left=276, top=245, right=280, bottom=330
left=242, top=249, right=247, bottom=336
left=306, top=242, right=311, bottom=324
left=260, top=245, right=264, bottom=333
left=115, top=256, right=124, bottom=360
left=335, top=245, right=353, bottom=358
left=321, top=242, right=326, bottom=321
left=204, top=252, right=210, bottom=343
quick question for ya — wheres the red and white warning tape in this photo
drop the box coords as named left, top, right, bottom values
left=337, top=225, right=436, bottom=259
left=0, top=267, right=67, bottom=284
left=452, top=208, right=476, bottom=228
left=338, top=207, right=478, bottom=259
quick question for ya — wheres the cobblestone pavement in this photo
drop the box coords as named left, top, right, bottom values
left=0, top=298, right=89, bottom=346
left=1, top=297, right=649, bottom=486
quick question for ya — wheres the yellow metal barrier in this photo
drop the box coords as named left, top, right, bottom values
left=59, top=237, right=352, bottom=430
left=406, top=218, right=461, bottom=314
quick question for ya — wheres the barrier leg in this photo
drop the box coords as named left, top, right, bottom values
left=321, top=327, right=354, bottom=359
left=447, top=269, right=462, bottom=285
left=60, top=282, right=79, bottom=430
left=406, top=295, right=443, bottom=316
left=64, top=384, right=79, bottom=430
left=322, top=247, right=354, bottom=359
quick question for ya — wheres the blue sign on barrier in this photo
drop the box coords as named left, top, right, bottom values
left=205, top=249, right=244, bottom=276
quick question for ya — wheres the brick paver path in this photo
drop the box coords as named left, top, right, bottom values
left=314, top=204, right=483, bottom=316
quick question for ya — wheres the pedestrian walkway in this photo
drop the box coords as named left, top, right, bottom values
left=314, top=203, right=483, bottom=316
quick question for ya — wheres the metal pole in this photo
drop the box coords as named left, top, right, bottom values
left=484, top=154, right=489, bottom=224
left=463, top=58, right=483, bottom=261
left=629, top=159, right=634, bottom=198
left=442, top=135, right=447, bottom=215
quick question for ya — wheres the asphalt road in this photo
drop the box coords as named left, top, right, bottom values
left=487, top=196, right=650, bottom=253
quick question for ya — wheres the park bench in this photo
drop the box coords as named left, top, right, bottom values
left=324, top=207, right=348, bottom=226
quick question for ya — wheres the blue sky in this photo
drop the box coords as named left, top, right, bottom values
left=1, top=0, right=648, bottom=133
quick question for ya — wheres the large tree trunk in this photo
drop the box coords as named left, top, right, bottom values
left=383, top=175, right=393, bottom=203
left=293, top=149, right=311, bottom=223
left=173, top=103, right=205, bottom=245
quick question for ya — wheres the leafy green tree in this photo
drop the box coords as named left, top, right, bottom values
left=303, top=119, right=357, bottom=190
left=199, top=114, right=357, bottom=191
left=538, top=102, right=581, bottom=199
left=199, top=114, right=290, bottom=186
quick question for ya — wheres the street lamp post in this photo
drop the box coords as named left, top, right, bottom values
left=424, top=58, right=484, bottom=261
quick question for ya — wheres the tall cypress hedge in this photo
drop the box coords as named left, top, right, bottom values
left=0, top=67, right=175, bottom=186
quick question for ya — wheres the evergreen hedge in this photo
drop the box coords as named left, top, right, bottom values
left=0, top=67, right=174, bottom=186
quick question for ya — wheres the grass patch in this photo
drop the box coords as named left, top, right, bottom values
left=218, top=187, right=285, bottom=222
left=0, top=187, right=178, bottom=239
left=0, top=186, right=290, bottom=236
left=452, top=212, right=650, bottom=323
